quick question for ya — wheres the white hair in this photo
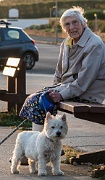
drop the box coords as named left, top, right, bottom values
left=60, top=6, right=87, bottom=31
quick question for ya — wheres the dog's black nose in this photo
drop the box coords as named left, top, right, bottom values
left=56, top=131, right=61, bottom=137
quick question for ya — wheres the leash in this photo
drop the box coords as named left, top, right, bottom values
left=0, top=92, right=56, bottom=145
left=0, top=93, right=48, bottom=145
left=0, top=119, right=27, bottom=145
left=41, top=95, right=47, bottom=113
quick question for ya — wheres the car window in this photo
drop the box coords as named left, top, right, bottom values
left=0, top=30, right=2, bottom=41
left=4, top=29, right=20, bottom=40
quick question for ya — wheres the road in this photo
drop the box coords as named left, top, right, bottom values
left=0, top=40, right=61, bottom=75
left=30, top=34, right=64, bottom=44
left=27, top=42, right=60, bottom=74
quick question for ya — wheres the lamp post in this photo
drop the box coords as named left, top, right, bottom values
left=55, top=0, right=58, bottom=43
left=50, top=8, right=52, bottom=18
left=103, top=10, right=105, bottom=21
left=94, top=13, right=98, bottom=33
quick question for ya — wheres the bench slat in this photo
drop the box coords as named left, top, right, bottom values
left=86, top=103, right=105, bottom=113
left=59, top=101, right=105, bottom=113
left=58, top=101, right=89, bottom=113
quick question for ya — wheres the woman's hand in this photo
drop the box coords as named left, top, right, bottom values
left=48, top=90, right=63, bottom=103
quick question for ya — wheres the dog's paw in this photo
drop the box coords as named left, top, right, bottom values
left=52, top=170, right=64, bottom=176
left=30, top=170, right=38, bottom=174
left=38, top=170, right=47, bottom=176
left=11, top=169, right=19, bottom=174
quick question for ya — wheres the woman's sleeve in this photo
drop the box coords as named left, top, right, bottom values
left=53, top=42, right=64, bottom=85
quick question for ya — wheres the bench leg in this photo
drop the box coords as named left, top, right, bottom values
left=70, top=149, right=105, bottom=164
left=74, top=112, right=105, bottom=125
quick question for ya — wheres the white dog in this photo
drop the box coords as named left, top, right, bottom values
left=11, top=112, right=68, bottom=176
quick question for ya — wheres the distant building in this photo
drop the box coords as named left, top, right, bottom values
left=8, top=9, right=19, bottom=19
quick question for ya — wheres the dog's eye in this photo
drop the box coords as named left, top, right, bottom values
left=60, top=126, right=63, bottom=129
left=51, top=126, right=55, bottom=129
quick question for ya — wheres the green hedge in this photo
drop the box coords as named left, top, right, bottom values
left=0, top=1, right=105, bottom=19
left=85, top=10, right=105, bottom=20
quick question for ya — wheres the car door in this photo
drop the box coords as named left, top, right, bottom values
left=0, top=29, right=4, bottom=60
left=1, top=28, right=24, bottom=59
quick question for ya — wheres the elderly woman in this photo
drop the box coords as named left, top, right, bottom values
left=19, top=6, right=105, bottom=131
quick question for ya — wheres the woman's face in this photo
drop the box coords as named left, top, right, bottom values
left=63, top=16, right=86, bottom=43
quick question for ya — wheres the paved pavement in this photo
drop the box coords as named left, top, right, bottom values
left=31, top=34, right=64, bottom=44
left=0, top=72, right=104, bottom=180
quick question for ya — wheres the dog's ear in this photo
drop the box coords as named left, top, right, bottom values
left=46, top=112, right=52, bottom=121
left=61, top=113, right=66, bottom=121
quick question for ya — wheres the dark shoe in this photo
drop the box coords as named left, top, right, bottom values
left=9, top=151, right=65, bottom=164
left=9, top=157, right=12, bottom=163
left=20, top=156, right=28, bottom=165
left=9, top=156, right=28, bottom=165
left=61, top=149, right=65, bottom=156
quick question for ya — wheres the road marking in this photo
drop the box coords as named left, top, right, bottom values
left=26, top=73, right=53, bottom=78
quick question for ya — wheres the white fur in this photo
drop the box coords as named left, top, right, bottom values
left=11, top=112, right=68, bottom=176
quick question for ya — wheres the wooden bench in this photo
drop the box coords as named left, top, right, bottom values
left=0, top=90, right=105, bottom=125
left=58, top=101, right=105, bottom=125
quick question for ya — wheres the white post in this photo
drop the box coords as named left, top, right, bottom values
left=50, top=8, right=52, bottom=18
left=55, top=0, right=58, bottom=43
left=32, top=123, right=43, bottom=132
left=94, top=13, right=98, bottom=33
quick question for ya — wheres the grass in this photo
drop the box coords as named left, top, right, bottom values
left=62, top=145, right=81, bottom=164
left=91, top=165, right=105, bottom=179
left=0, top=110, right=32, bottom=130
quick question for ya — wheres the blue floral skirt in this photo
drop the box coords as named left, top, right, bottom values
left=19, top=86, right=91, bottom=125
left=19, top=90, right=57, bottom=125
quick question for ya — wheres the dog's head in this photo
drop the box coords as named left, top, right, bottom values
left=44, top=112, right=68, bottom=141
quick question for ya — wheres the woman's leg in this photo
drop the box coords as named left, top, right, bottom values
left=32, top=123, right=43, bottom=132
left=19, top=92, right=45, bottom=131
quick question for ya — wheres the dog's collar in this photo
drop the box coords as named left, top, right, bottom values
left=48, top=137, right=54, bottom=143
left=47, top=137, right=59, bottom=143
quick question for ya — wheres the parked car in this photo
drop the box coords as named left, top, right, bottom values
left=0, top=20, right=39, bottom=70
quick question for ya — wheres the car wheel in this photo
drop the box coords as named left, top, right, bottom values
left=22, top=52, right=35, bottom=70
